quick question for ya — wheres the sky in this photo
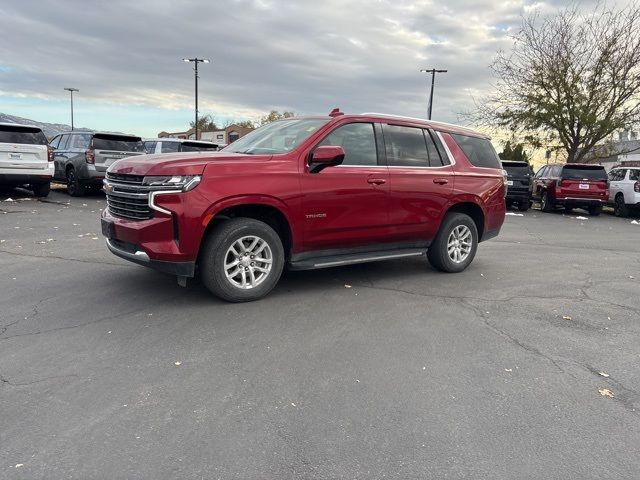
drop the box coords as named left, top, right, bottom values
left=0, top=0, right=597, bottom=138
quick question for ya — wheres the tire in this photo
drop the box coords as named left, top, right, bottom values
left=200, top=217, right=284, bottom=302
left=588, top=205, right=602, bottom=216
left=66, top=168, right=86, bottom=197
left=427, top=212, right=478, bottom=273
left=32, top=182, right=50, bottom=198
left=506, top=200, right=513, bottom=208
left=564, top=206, right=573, bottom=213
left=614, top=194, right=629, bottom=217
left=518, top=200, right=530, bottom=212
left=541, top=191, right=553, bottom=212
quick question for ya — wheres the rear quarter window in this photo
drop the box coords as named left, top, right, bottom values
left=629, top=169, right=639, bottom=181
left=450, top=134, right=501, bottom=169
left=0, top=125, right=48, bottom=145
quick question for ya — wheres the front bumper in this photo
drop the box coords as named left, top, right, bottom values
left=106, top=237, right=195, bottom=277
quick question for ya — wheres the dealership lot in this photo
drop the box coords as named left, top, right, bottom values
left=1, top=188, right=639, bottom=479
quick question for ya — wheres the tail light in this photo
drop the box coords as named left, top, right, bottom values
left=85, top=148, right=95, bottom=164
left=635, top=181, right=640, bottom=193
left=47, top=146, right=54, bottom=162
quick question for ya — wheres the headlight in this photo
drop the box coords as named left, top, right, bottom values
left=142, top=175, right=201, bottom=192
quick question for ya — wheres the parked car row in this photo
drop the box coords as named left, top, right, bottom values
left=0, top=122, right=222, bottom=197
left=502, top=160, right=640, bottom=217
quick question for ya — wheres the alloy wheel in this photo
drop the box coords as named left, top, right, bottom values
left=447, top=225, right=473, bottom=264
left=224, top=235, right=273, bottom=289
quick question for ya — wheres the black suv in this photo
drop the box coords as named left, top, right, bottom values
left=502, top=160, right=533, bottom=211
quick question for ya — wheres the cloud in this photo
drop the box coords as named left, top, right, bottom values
left=0, top=0, right=603, bottom=131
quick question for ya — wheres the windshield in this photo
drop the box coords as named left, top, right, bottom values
left=93, top=134, right=144, bottom=152
left=502, top=161, right=533, bottom=176
left=561, top=165, right=607, bottom=180
left=223, top=118, right=329, bottom=154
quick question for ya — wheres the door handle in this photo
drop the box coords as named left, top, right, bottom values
left=367, top=178, right=386, bottom=185
left=433, top=178, right=449, bottom=185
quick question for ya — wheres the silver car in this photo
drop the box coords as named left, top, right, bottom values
left=50, top=131, right=145, bottom=196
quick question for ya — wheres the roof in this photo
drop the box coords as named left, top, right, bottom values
left=0, top=122, right=43, bottom=130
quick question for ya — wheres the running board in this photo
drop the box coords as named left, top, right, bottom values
left=288, top=248, right=426, bottom=271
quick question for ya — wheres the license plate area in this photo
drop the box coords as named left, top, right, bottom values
left=101, top=218, right=115, bottom=239
left=8, top=152, right=22, bottom=160
left=579, top=183, right=590, bottom=189
left=506, top=180, right=514, bottom=186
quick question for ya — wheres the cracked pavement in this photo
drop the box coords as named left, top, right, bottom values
left=1, top=187, right=639, bottom=479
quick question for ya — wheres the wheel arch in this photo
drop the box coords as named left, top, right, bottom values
left=443, top=201, right=485, bottom=241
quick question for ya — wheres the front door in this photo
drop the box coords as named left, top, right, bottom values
left=300, top=122, right=390, bottom=251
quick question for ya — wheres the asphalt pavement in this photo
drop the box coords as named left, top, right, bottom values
left=1, top=186, right=639, bottom=479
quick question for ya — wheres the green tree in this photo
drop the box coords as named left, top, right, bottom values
left=190, top=114, right=217, bottom=132
left=476, top=3, right=640, bottom=163
left=499, top=141, right=530, bottom=164
left=259, top=110, right=295, bottom=126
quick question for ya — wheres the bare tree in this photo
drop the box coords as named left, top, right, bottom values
left=476, top=3, right=640, bottom=163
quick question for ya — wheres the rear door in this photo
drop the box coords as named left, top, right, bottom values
left=607, top=169, right=625, bottom=202
left=0, top=125, right=48, bottom=172
left=559, top=165, right=608, bottom=199
left=383, top=124, right=453, bottom=242
left=53, top=134, right=71, bottom=179
left=92, top=134, right=145, bottom=173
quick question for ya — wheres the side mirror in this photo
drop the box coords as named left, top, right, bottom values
left=309, top=145, right=345, bottom=173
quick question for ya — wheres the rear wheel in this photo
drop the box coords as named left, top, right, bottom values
left=564, top=206, right=573, bottom=213
left=588, top=205, right=602, bottom=216
left=614, top=194, right=629, bottom=217
left=32, top=182, right=50, bottom=198
left=66, top=168, right=85, bottom=197
left=200, top=218, right=284, bottom=302
left=427, top=213, right=478, bottom=273
left=541, top=191, right=553, bottom=212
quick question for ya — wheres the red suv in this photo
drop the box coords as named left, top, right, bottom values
left=532, top=163, right=608, bottom=215
left=101, top=111, right=506, bottom=301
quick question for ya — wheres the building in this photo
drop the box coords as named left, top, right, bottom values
left=157, top=124, right=253, bottom=144
left=583, top=130, right=640, bottom=171
left=200, top=124, right=254, bottom=145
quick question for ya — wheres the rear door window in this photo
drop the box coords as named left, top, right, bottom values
left=160, top=141, right=180, bottom=153
left=144, top=141, right=157, bottom=153
left=450, top=134, right=501, bottom=169
left=383, top=125, right=429, bottom=167
left=561, top=165, right=607, bottom=180
left=0, top=125, right=48, bottom=145
left=92, top=134, right=144, bottom=152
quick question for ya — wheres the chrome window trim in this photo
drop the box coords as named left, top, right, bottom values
left=435, top=131, right=456, bottom=166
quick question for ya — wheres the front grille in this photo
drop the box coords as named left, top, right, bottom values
left=105, top=172, right=152, bottom=220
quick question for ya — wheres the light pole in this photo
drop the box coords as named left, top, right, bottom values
left=64, top=87, right=79, bottom=130
left=182, top=58, right=210, bottom=139
left=420, top=69, right=447, bottom=120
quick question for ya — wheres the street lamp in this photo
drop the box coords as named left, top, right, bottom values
left=419, top=69, right=447, bottom=120
left=182, top=58, right=210, bottom=139
left=64, top=87, right=79, bottom=130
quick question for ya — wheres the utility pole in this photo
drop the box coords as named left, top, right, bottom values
left=64, top=87, right=79, bottom=130
left=182, top=58, right=210, bottom=139
left=419, top=69, right=447, bottom=120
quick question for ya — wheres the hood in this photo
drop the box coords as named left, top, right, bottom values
left=107, top=152, right=272, bottom=176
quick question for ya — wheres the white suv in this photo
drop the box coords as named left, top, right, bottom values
left=608, top=167, right=640, bottom=217
left=0, top=123, right=53, bottom=197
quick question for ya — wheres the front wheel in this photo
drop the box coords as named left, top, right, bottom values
left=32, top=182, right=50, bottom=198
left=427, top=213, right=478, bottom=273
left=588, top=205, right=602, bottom=216
left=614, top=195, right=629, bottom=217
left=66, top=168, right=85, bottom=197
left=541, top=191, right=553, bottom=212
left=518, top=200, right=530, bottom=212
left=200, top=218, right=284, bottom=302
